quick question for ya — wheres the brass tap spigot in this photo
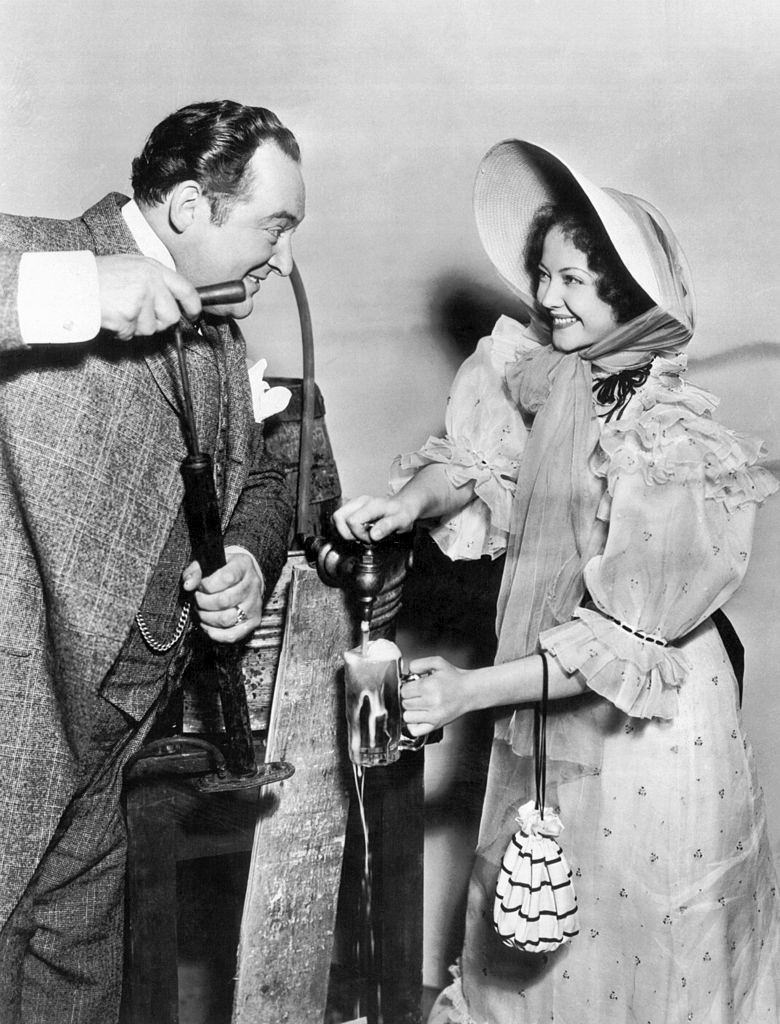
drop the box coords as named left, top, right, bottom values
left=302, top=536, right=386, bottom=632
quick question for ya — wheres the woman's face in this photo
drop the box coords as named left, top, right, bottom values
left=536, top=226, right=619, bottom=352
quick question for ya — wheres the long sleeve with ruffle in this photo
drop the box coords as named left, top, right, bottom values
left=388, top=316, right=534, bottom=559
left=540, top=357, right=778, bottom=720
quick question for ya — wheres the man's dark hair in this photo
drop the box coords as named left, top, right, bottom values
left=524, top=203, right=653, bottom=324
left=131, top=100, right=300, bottom=225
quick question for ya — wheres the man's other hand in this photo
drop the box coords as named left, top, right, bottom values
left=181, top=546, right=265, bottom=643
left=96, top=254, right=201, bottom=340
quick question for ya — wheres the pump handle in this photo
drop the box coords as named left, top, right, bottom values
left=196, top=280, right=247, bottom=306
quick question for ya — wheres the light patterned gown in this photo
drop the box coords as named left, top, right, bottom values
left=392, top=317, right=780, bottom=1024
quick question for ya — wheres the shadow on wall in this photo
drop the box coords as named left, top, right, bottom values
left=688, top=339, right=780, bottom=372
left=427, top=273, right=531, bottom=368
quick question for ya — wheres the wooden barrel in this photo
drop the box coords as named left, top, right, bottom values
left=262, top=377, right=342, bottom=546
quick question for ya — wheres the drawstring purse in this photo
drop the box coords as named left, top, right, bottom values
left=492, top=654, right=580, bottom=952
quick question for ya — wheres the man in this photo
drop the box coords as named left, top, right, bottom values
left=0, top=99, right=305, bottom=1023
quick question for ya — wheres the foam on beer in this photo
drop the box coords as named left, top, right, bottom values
left=355, top=638, right=401, bottom=661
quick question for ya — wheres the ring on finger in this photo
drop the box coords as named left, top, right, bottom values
left=229, top=604, right=248, bottom=628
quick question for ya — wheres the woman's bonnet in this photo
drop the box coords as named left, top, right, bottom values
left=472, top=139, right=696, bottom=339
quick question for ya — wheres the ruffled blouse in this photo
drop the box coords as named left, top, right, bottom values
left=394, top=317, right=777, bottom=722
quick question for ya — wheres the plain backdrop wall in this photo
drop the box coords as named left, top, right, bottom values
left=2, top=0, right=777, bottom=991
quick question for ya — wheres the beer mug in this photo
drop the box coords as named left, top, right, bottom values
left=343, top=638, right=426, bottom=767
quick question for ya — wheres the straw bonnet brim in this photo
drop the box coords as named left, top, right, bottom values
left=473, top=140, right=695, bottom=329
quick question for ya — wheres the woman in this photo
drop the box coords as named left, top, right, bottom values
left=334, top=140, right=780, bottom=1022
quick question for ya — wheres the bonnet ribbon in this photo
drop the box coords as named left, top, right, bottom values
left=593, top=364, right=652, bottom=422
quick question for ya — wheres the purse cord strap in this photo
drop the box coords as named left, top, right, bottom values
left=533, top=653, right=549, bottom=817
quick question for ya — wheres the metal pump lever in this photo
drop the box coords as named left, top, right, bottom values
left=195, top=280, right=248, bottom=306
left=172, top=280, right=291, bottom=787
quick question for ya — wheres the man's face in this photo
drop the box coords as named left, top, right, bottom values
left=177, top=143, right=305, bottom=318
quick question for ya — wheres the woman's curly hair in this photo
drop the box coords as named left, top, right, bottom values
left=523, top=204, right=654, bottom=324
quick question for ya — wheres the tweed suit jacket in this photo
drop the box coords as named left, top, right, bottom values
left=0, top=194, right=292, bottom=926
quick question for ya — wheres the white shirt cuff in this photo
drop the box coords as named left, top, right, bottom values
left=18, top=251, right=101, bottom=344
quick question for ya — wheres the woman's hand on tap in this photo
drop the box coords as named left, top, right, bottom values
left=332, top=494, right=419, bottom=544
left=333, top=465, right=476, bottom=545
left=181, top=546, right=265, bottom=642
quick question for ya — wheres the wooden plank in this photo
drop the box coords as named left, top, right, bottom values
left=334, top=754, right=425, bottom=1024
left=232, top=563, right=354, bottom=1023
left=371, top=753, right=425, bottom=1024
left=123, top=779, right=180, bottom=1024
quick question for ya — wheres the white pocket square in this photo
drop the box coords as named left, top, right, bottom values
left=248, top=357, right=292, bottom=423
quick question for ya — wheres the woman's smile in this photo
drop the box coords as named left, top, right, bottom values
left=549, top=313, right=579, bottom=330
